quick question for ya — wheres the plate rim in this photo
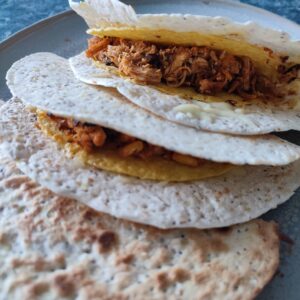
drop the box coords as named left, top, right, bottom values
left=0, top=10, right=73, bottom=52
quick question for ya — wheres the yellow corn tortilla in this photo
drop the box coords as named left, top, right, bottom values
left=37, top=111, right=233, bottom=182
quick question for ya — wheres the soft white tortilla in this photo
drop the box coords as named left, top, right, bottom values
left=6, top=52, right=300, bottom=166
left=69, top=0, right=300, bottom=58
left=0, top=155, right=279, bottom=300
left=70, top=53, right=300, bottom=135
left=0, top=99, right=299, bottom=229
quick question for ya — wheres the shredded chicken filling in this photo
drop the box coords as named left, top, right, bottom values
left=48, top=114, right=205, bottom=167
left=86, top=37, right=299, bottom=100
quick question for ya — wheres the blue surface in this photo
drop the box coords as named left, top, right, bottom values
left=0, top=0, right=299, bottom=41
left=0, top=0, right=69, bottom=41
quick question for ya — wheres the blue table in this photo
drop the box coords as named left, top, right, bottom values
left=0, top=0, right=299, bottom=42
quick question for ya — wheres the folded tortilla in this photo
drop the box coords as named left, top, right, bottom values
left=69, top=0, right=300, bottom=135
left=0, top=99, right=299, bottom=229
left=6, top=53, right=300, bottom=168
left=70, top=52, right=300, bottom=135
left=0, top=154, right=279, bottom=299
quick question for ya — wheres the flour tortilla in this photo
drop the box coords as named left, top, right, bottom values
left=6, top=53, right=300, bottom=166
left=0, top=155, right=279, bottom=300
left=0, top=99, right=299, bottom=229
left=70, top=52, right=300, bottom=135
left=69, top=0, right=300, bottom=59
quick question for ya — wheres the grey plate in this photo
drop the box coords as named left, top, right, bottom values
left=0, top=1, right=299, bottom=299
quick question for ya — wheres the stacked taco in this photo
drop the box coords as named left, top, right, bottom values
left=0, top=0, right=300, bottom=298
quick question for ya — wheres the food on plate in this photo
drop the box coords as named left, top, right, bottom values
left=2, top=52, right=299, bottom=228
left=85, top=36, right=297, bottom=100
left=70, top=52, right=300, bottom=135
left=36, top=110, right=233, bottom=181
left=69, top=0, right=300, bottom=134
left=6, top=53, right=300, bottom=169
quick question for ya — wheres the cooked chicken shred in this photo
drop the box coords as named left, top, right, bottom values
left=86, top=36, right=299, bottom=99
left=48, top=114, right=205, bottom=168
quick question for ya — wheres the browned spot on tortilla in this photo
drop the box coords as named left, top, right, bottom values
left=156, top=272, right=170, bottom=290
left=0, top=231, right=8, bottom=244
left=216, top=226, right=233, bottom=235
left=169, top=268, right=190, bottom=282
left=54, top=274, right=75, bottom=297
left=257, top=220, right=279, bottom=245
left=206, top=237, right=229, bottom=253
left=82, top=209, right=99, bottom=222
left=73, top=227, right=94, bottom=242
left=194, top=271, right=209, bottom=284
left=27, top=282, right=49, bottom=297
left=98, top=230, right=118, bottom=253
left=115, top=253, right=134, bottom=265
left=4, top=176, right=29, bottom=188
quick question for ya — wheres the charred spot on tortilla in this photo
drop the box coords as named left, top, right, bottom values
left=85, top=35, right=299, bottom=103
left=36, top=111, right=233, bottom=182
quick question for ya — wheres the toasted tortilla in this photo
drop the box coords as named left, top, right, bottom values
left=70, top=52, right=300, bottom=135
left=0, top=99, right=299, bottom=229
left=37, top=111, right=232, bottom=182
left=6, top=53, right=300, bottom=166
left=0, top=155, right=279, bottom=299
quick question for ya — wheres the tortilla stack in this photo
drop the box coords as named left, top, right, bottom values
left=1, top=52, right=299, bottom=228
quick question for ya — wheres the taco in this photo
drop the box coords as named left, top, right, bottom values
left=69, top=0, right=300, bottom=135
left=6, top=53, right=300, bottom=175
left=6, top=53, right=300, bottom=170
